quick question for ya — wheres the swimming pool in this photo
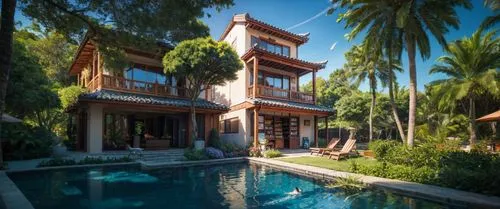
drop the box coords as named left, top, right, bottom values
left=8, top=163, right=458, bottom=209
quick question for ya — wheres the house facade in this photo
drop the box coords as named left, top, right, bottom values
left=68, top=13, right=333, bottom=153
left=68, top=38, right=226, bottom=153
left=213, top=14, right=334, bottom=148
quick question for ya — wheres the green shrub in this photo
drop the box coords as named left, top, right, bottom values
left=1, top=124, right=55, bottom=160
left=362, top=140, right=500, bottom=196
left=184, top=148, right=208, bottom=161
left=262, top=149, right=282, bottom=158
left=368, top=140, right=401, bottom=160
left=37, top=156, right=133, bottom=167
left=38, top=158, right=76, bottom=167
left=207, top=128, right=222, bottom=149
left=58, top=85, right=87, bottom=109
left=438, top=151, right=500, bottom=195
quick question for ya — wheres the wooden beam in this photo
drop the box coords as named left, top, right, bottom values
left=314, top=115, right=318, bottom=147
left=253, top=57, right=259, bottom=98
left=97, top=51, right=103, bottom=89
left=253, top=108, right=259, bottom=147
left=312, top=69, right=316, bottom=104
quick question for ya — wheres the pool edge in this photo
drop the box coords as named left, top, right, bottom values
left=0, top=171, right=34, bottom=209
left=3, top=157, right=500, bottom=209
left=248, top=157, right=500, bottom=209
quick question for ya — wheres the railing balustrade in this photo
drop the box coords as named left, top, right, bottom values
left=248, top=85, right=314, bottom=104
left=86, top=74, right=187, bottom=98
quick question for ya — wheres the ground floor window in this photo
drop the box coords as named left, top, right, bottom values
left=220, top=117, right=239, bottom=134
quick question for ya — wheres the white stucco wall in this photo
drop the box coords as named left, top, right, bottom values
left=299, top=115, right=314, bottom=146
left=87, top=104, right=104, bottom=153
left=213, top=22, right=248, bottom=106
left=245, top=28, right=298, bottom=58
left=219, top=108, right=248, bottom=147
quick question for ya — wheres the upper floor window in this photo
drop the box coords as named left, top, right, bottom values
left=124, top=65, right=176, bottom=85
left=250, top=71, right=290, bottom=90
left=251, top=36, right=291, bottom=57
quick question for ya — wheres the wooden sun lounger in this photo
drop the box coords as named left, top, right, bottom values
left=309, top=138, right=340, bottom=156
left=325, top=139, right=356, bottom=160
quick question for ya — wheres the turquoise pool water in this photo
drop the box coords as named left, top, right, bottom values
left=8, top=163, right=459, bottom=209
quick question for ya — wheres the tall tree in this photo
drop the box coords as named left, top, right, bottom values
left=344, top=44, right=386, bottom=142
left=333, top=0, right=472, bottom=146
left=430, top=28, right=499, bottom=145
left=0, top=0, right=234, bottom=169
left=0, top=0, right=17, bottom=169
left=481, top=0, right=499, bottom=29
left=163, top=37, right=242, bottom=145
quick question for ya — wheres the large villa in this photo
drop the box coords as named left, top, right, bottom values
left=68, top=13, right=333, bottom=153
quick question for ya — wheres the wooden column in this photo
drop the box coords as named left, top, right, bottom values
left=187, top=113, right=192, bottom=147
left=77, top=73, right=80, bottom=86
left=253, top=57, right=259, bottom=98
left=312, top=69, right=316, bottom=104
left=97, top=52, right=103, bottom=89
left=253, top=108, right=259, bottom=147
left=325, top=116, right=329, bottom=142
left=314, top=115, right=318, bottom=147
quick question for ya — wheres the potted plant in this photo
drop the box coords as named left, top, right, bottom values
left=133, top=122, right=143, bottom=148
left=194, top=137, right=205, bottom=150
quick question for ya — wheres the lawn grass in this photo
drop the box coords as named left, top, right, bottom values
left=277, top=156, right=379, bottom=172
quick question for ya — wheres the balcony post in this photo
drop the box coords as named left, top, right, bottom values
left=312, top=69, right=316, bottom=104
left=97, top=52, right=103, bottom=90
left=253, top=57, right=259, bottom=98
left=314, top=115, right=318, bottom=147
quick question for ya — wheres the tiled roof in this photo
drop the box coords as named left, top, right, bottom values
left=241, top=47, right=328, bottom=70
left=220, top=13, right=309, bottom=45
left=248, top=98, right=335, bottom=113
left=79, top=90, right=229, bottom=111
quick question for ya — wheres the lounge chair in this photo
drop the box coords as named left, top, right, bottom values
left=309, top=138, right=340, bottom=156
left=325, top=139, right=356, bottom=160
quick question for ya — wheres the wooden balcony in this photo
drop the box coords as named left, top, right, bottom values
left=248, top=85, right=314, bottom=104
left=86, top=74, right=187, bottom=98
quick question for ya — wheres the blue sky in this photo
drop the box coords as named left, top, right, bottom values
left=201, top=0, right=494, bottom=91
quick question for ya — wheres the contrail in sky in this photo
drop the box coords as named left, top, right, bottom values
left=286, top=3, right=338, bottom=31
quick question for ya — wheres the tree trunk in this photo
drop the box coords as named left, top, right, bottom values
left=388, top=60, right=406, bottom=143
left=468, top=97, right=477, bottom=146
left=0, top=0, right=17, bottom=169
left=406, top=35, right=417, bottom=147
left=190, top=101, right=198, bottom=147
left=369, top=86, right=376, bottom=142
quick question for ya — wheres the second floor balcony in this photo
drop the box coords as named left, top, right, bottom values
left=247, top=85, right=314, bottom=104
left=242, top=47, right=327, bottom=104
left=85, top=74, right=187, bottom=98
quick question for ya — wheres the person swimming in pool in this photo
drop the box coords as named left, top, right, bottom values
left=289, top=187, right=302, bottom=195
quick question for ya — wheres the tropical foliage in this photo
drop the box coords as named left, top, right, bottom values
left=163, top=37, right=242, bottom=143
left=430, top=28, right=500, bottom=145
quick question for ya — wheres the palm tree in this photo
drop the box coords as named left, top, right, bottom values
left=429, top=28, right=499, bottom=145
left=344, top=44, right=387, bottom=142
left=481, top=0, right=499, bottom=29
left=333, top=0, right=472, bottom=146
left=378, top=57, right=406, bottom=143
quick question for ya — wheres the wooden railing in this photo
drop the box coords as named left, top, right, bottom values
left=248, top=85, right=314, bottom=104
left=85, top=74, right=187, bottom=98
